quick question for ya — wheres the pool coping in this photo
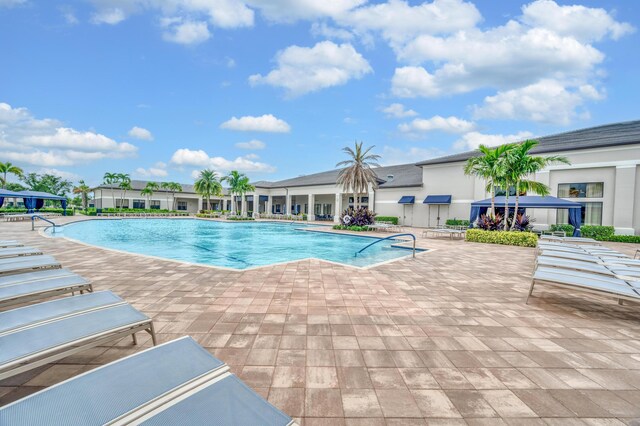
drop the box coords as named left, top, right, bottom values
left=39, top=217, right=433, bottom=272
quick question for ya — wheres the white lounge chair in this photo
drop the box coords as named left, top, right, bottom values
left=0, top=255, right=60, bottom=276
left=0, top=241, right=23, bottom=248
left=0, top=268, right=92, bottom=308
left=0, top=291, right=156, bottom=380
left=528, top=266, right=640, bottom=304
left=0, top=246, right=44, bottom=259
left=0, top=336, right=294, bottom=426
left=539, top=235, right=601, bottom=245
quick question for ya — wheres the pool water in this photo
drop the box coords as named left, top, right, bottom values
left=48, top=219, right=420, bottom=269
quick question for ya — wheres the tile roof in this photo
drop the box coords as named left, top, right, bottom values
left=417, top=119, right=640, bottom=166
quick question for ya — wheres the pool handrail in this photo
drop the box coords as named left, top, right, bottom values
left=31, top=215, right=59, bottom=234
left=355, top=233, right=416, bottom=258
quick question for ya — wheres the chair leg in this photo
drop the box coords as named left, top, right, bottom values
left=526, top=279, right=536, bottom=304
left=148, top=322, right=158, bottom=346
left=618, top=299, right=624, bottom=305
left=132, top=333, right=138, bottom=345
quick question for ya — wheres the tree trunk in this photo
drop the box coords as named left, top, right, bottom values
left=490, top=179, right=495, bottom=217
left=503, top=193, right=509, bottom=231
left=111, top=185, right=115, bottom=209
left=510, top=181, right=520, bottom=231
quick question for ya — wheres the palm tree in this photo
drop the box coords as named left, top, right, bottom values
left=237, top=176, right=255, bottom=216
left=168, top=182, right=183, bottom=211
left=0, top=162, right=24, bottom=189
left=194, top=170, right=222, bottom=211
left=336, top=141, right=381, bottom=210
left=505, top=140, right=570, bottom=230
left=223, top=170, right=244, bottom=215
left=117, top=173, right=131, bottom=210
left=72, top=180, right=91, bottom=211
left=103, top=172, right=118, bottom=208
left=142, top=182, right=159, bottom=210
left=464, top=144, right=512, bottom=217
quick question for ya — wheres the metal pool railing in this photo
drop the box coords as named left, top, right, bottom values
left=355, top=233, right=416, bottom=258
left=31, top=215, right=59, bottom=233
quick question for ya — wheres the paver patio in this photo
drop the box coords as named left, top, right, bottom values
left=2, top=217, right=640, bottom=425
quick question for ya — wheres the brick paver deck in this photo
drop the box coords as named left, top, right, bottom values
left=2, top=217, right=640, bottom=425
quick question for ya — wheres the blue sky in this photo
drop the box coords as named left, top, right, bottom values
left=1, top=0, right=638, bottom=187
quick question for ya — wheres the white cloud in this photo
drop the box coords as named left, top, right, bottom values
left=398, top=115, right=475, bottom=134
left=235, top=139, right=266, bottom=150
left=337, top=0, right=481, bottom=46
left=246, top=0, right=365, bottom=23
left=381, top=145, right=447, bottom=166
left=381, top=103, right=418, bottom=119
left=0, top=102, right=137, bottom=167
left=220, top=114, right=290, bottom=133
left=128, top=126, right=154, bottom=141
left=171, top=148, right=276, bottom=173
left=521, top=0, right=635, bottom=42
left=135, top=162, right=168, bottom=178
left=59, top=5, right=79, bottom=24
left=38, top=168, right=81, bottom=181
left=453, top=131, right=534, bottom=151
left=249, top=41, right=372, bottom=97
left=310, top=22, right=354, bottom=41
left=161, top=18, right=211, bottom=45
left=91, top=8, right=127, bottom=25
left=473, top=79, right=605, bottom=125
left=0, top=0, right=26, bottom=8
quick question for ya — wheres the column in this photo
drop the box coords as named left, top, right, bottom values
left=197, top=197, right=203, bottom=212
left=367, top=183, right=375, bottom=213
left=535, top=170, right=552, bottom=228
left=267, top=195, right=273, bottom=216
left=334, top=193, right=342, bottom=223
left=285, top=193, right=291, bottom=215
left=308, top=194, right=315, bottom=221
left=613, top=165, right=636, bottom=234
left=241, top=196, right=246, bottom=216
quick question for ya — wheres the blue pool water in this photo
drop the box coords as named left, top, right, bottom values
left=48, top=219, right=420, bottom=269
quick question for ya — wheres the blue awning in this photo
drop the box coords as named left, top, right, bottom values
left=423, top=195, right=451, bottom=204
left=398, top=196, right=415, bottom=204
left=470, top=196, right=581, bottom=209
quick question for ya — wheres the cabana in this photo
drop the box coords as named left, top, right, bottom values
left=469, top=195, right=583, bottom=237
left=0, top=189, right=67, bottom=215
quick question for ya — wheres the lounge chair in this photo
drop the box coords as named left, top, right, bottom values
left=0, top=246, right=44, bottom=259
left=0, top=291, right=156, bottom=380
left=535, top=255, right=614, bottom=276
left=539, top=235, right=601, bottom=245
left=538, top=249, right=625, bottom=264
left=0, top=255, right=60, bottom=276
left=0, top=268, right=92, bottom=309
left=528, top=266, right=640, bottom=304
left=0, top=241, right=23, bottom=248
left=0, top=337, right=294, bottom=426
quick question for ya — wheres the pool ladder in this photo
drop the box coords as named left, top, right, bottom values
left=355, top=233, right=416, bottom=258
left=31, top=215, right=60, bottom=234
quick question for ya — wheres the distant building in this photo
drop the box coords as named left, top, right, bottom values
left=93, top=120, right=640, bottom=234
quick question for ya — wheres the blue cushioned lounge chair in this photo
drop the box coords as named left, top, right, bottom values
left=0, top=246, right=44, bottom=259
left=0, top=290, right=156, bottom=380
left=0, top=336, right=294, bottom=426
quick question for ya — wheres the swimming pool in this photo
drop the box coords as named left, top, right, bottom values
left=48, top=219, right=422, bottom=270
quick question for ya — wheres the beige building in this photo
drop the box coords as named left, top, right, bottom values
left=93, top=120, right=640, bottom=234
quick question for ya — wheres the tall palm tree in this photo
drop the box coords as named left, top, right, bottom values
left=0, top=162, right=24, bottom=189
left=223, top=170, right=244, bottom=215
left=142, top=182, right=159, bottom=210
left=103, top=172, right=118, bottom=208
left=464, top=144, right=512, bottom=217
left=72, top=180, right=91, bottom=211
left=117, top=173, right=131, bottom=210
left=168, top=182, right=183, bottom=211
left=160, top=182, right=171, bottom=210
left=194, top=170, right=222, bottom=211
left=336, top=141, right=381, bottom=210
left=505, top=140, right=570, bottom=230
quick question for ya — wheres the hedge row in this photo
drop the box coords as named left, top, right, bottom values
left=446, top=218, right=470, bottom=226
left=375, top=216, right=398, bottom=225
left=602, top=235, right=640, bottom=243
left=549, top=225, right=640, bottom=243
left=333, top=225, right=370, bottom=232
left=227, top=217, right=255, bottom=221
left=465, top=229, right=538, bottom=247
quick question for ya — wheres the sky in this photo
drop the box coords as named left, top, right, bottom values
left=0, top=0, right=639, bottom=187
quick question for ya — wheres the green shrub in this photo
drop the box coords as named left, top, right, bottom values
left=375, top=216, right=398, bottom=225
left=227, top=217, right=255, bottom=221
left=604, top=235, right=640, bottom=243
left=581, top=225, right=615, bottom=240
left=465, top=229, right=538, bottom=247
left=549, top=224, right=574, bottom=234
left=332, top=225, right=370, bottom=232
left=446, top=218, right=470, bottom=226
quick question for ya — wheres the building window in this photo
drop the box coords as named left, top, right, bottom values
left=115, top=199, right=129, bottom=209
left=558, top=182, right=603, bottom=198
left=495, top=186, right=523, bottom=197
left=150, top=200, right=161, bottom=210
left=557, top=202, right=603, bottom=226
left=132, top=199, right=145, bottom=209
left=348, top=196, right=369, bottom=204
left=177, top=201, right=188, bottom=211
